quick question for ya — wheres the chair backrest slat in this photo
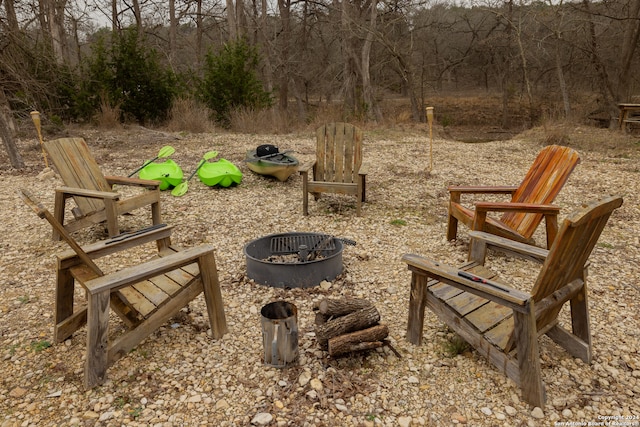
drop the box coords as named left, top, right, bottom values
left=502, top=145, right=580, bottom=238
left=531, top=196, right=622, bottom=329
left=314, top=122, right=363, bottom=184
left=43, top=138, right=112, bottom=216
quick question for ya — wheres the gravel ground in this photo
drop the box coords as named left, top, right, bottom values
left=1, top=125, right=639, bottom=427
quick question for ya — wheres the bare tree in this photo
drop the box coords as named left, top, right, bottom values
left=227, top=0, right=238, bottom=39
left=0, top=91, right=24, bottom=169
left=614, top=0, right=640, bottom=102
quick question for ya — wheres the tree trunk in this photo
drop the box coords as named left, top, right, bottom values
left=112, top=0, right=118, bottom=32
left=196, top=0, right=203, bottom=64
left=3, top=0, right=19, bottom=32
left=226, top=0, right=237, bottom=40
left=169, top=0, right=177, bottom=67
left=615, top=0, right=640, bottom=103
left=132, top=0, right=142, bottom=32
left=514, top=20, right=534, bottom=127
left=340, top=0, right=358, bottom=114
left=0, top=93, right=24, bottom=169
left=277, top=0, right=291, bottom=110
left=583, top=0, right=616, bottom=125
left=361, top=0, right=380, bottom=123
left=554, top=44, right=571, bottom=118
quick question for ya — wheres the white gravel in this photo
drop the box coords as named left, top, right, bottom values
left=1, top=125, right=639, bottom=426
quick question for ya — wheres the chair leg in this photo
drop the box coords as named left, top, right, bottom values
left=406, top=272, right=428, bottom=345
left=84, top=290, right=110, bottom=389
left=569, top=279, right=592, bottom=359
left=54, top=267, right=77, bottom=342
left=104, top=199, right=119, bottom=238
left=198, top=251, right=228, bottom=339
left=302, top=173, right=309, bottom=216
left=446, top=213, right=458, bottom=241
left=514, top=305, right=545, bottom=408
left=546, top=271, right=592, bottom=363
left=151, top=200, right=162, bottom=227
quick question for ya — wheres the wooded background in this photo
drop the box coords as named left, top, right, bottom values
left=1, top=0, right=639, bottom=139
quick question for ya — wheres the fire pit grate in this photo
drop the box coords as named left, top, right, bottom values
left=270, top=234, right=336, bottom=254
left=244, top=232, right=349, bottom=288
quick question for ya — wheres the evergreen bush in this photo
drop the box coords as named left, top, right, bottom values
left=75, top=29, right=176, bottom=124
left=199, top=39, right=272, bottom=127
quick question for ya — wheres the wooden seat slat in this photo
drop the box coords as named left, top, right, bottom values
left=464, top=302, right=512, bottom=333
left=165, top=265, right=197, bottom=288
left=149, top=273, right=184, bottom=296
left=484, top=317, right=514, bottom=350
left=429, top=282, right=463, bottom=300
left=446, top=292, right=489, bottom=316
left=119, top=285, right=157, bottom=317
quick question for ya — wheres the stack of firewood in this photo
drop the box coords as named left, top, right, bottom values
left=313, top=297, right=389, bottom=357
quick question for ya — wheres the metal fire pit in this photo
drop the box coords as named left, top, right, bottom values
left=244, top=232, right=345, bottom=288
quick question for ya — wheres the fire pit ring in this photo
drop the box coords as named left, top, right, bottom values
left=244, top=232, right=344, bottom=288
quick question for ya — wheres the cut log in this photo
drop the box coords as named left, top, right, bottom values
left=316, top=305, right=380, bottom=346
left=328, top=324, right=389, bottom=357
left=329, top=341, right=384, bottom=357
left=315, top=312, right=330, bottom=326
left=317, top=297, right=373, bottom=317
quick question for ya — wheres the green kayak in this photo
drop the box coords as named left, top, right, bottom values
left=139, top=159, right=184, bottom=190
left=198, top=158, right=243, bottom=188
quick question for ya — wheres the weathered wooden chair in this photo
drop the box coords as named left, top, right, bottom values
left=300, top=122, right=367, bottom=216
left=403, top=195, right=623, bottom=408
left=20, top=189, right=227, bottom=389
left=447, top=145, right=580, bottom=249
left=43, top=137, right=162, bottom=240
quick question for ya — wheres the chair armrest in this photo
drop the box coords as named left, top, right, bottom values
left=85, top=244, right=215, bottom=295
left=468, top=231, right=549, bottom=264
left=448, top=185, right=518, bottom=195
left=56, top=186, right=120, bottom=200
left=298, top=161, right=316, bottom=174
left=358, top=163, right=369, bottom=176
left=58, top=224, right=174, bottom=268
left=474, top=202, right=560, bottom=214
left=105, top=175, right=161, bottom=189
left=402, top=254, right=530, bottom=307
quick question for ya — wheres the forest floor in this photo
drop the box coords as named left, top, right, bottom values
left=1, top=114, right=639, bottom=426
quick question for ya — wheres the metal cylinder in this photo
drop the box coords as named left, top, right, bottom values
left=260, top=301, right=299, bottom=368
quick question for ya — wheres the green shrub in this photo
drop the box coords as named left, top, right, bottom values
left=198, top=39, right=272, bottom=127
left=75, top=29, right=176, bottom=124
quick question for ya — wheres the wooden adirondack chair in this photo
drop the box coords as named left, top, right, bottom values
left=43, top=137, right=162, bottom=240
left=447, top=145, right=580, bottom=249
left=300, top=123, right=367, bottom=216
left=403, top=195, right=623, bottom=408
left=20, top=189, right=227, bottom=389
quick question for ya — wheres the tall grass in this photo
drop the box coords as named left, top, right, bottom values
left=166, top=98, right=214, bottom=133
left=229, top=107, right=297, bottom=134
left=95, top=100, right=121, bottom=129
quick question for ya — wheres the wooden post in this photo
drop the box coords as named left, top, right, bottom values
left=426, top=107, right=434, bottom=172
left=30, top=111, right=49, bottom=168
